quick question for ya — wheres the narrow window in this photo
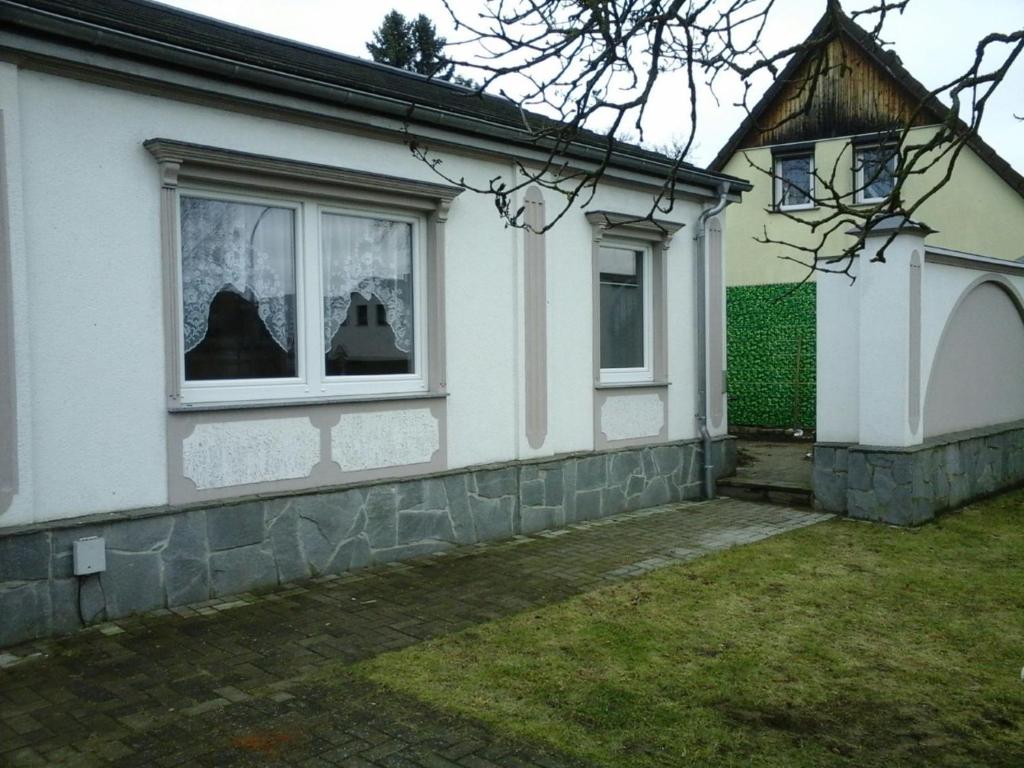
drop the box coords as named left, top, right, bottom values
left=855, top=145, right=898, bottom=203
left=322, top=213, right=415, bottom=377
left=180, top=196, right=298, bottom=382
left=599, top=246, right=647, bottom=373
left=774, top=154, right=814, bottom=210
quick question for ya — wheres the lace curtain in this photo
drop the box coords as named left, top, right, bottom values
left=180, top=197, right=296, bottom=353
left=321, top=213, right=414, bottom=353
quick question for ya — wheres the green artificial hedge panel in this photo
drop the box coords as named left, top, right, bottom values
left=726, top=282, right=816, bottom=428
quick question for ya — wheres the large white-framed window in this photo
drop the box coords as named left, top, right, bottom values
left=317, top=205, right=428, bottom=398
left=597, top=240, right=655, bottom=385
left=773, top=152, right=815, bottom=210
left=854, top=143, right=898, bottom=204
left=146, top=138, right=461, bottom=409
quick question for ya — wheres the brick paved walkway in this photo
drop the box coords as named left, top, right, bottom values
left=0, top=499, right=830, bottom=767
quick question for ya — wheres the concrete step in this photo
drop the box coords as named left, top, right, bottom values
left=715, top=477, right=814, bottom=509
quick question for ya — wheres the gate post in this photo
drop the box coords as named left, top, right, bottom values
left=853, top=215, right=933, bottom=448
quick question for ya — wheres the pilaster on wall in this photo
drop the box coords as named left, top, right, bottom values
left=0, top=63, right=32, bottom=525
left=817, top=216, right=932, bottom=448
left=855, top=217, right=932, bottom=448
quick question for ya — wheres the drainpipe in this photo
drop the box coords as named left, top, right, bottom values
left=694, top=182, right=731, bottom=499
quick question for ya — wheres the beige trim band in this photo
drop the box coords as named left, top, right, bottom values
left=523, top=186, right=548, bottom=449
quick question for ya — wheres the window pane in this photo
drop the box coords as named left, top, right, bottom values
left=180, top=196, right=297, bottom=381
left=858, top=147, right=896, bottom=200
left=599, top=247, right=644, bottom=369
left=777, top=155, right=812, bottom=207
left=322, top=213, right=414, bottom=376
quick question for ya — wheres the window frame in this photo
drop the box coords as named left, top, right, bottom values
left=175, top=187, right=309, bottom=405
left=597, top=240, right=655, bottom=385
left=316, top=202, right=429, bottom=398
left=853, top=142, right=899, bottom=205
left=773, top=152, right=816, bottom=211
left=146, top=139, right=462, bottom=411
left=585, top=211, right=682, bottom=390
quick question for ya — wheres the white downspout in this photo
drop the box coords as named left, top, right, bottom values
left=694, top=182, right=731, bottom=499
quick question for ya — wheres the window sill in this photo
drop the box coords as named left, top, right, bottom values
left=168, top=390, right=448, bottom=413
left=594, top=380, right=670, bottom=391
left=772, top=205, right=818, bottom=214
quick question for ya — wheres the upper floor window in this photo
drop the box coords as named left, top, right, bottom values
left=774, top=153, right=815, bottom=210
left=854, top=144, right=898, bottom=204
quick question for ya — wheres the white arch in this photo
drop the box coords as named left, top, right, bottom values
left=923, top=275, right=1024, bottom=437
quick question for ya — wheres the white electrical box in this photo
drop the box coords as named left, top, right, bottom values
left=73, top=536, right=106, bottom=576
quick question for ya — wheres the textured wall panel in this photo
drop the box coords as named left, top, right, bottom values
left=331, top=409, right=440, bottom=472
left=183, top=418, right=320, bottom=490
left=600, top=394, right=665, bottom=441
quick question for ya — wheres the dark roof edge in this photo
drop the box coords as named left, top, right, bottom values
left=1, top=0, right=751, bottom=195
left=707, top=6, right=1024, bottom=200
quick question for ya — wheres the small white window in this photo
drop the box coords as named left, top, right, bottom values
left=177, top=191, right=427, bottom=405
left=774, top=154, right=815, bottom=210
left=854, top=144, right=898, bottom=203
left=598, top=242, right=653, bottom=384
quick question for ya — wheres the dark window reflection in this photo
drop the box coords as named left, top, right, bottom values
left=185, top=288, right=295, bottom=380
left=599, top=247, right=645, bottom=369
left=326, top=293, right=412, bottom=376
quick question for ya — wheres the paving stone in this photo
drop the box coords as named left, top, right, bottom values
left=0, top=533, right=50, bottom=582
left=48, top=578, right=82, bottom=636
left=574, top=489, right=602, bottom=520
left=103, top=551, right=165, bottom=616
left=105, top=516, right=173, bottom=553
left=0, top=582, right=51, bottom=647
left=206, top=502, right=265, bottom=551
left=163, top=511, right=210, bottom=606
left=398, top=511, right=454, bottom=545
left=209, top=544, right=277, bottom=597
left=473, top=469, right=517, bottom=500
left=575, top=455, right=608, bottom=492
left=468, top=497, right=514, bottom=542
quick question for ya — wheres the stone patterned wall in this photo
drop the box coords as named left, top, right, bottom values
left=0, top=438, right=734, bottom=647
left=812, top=421, right=1024, bottom=525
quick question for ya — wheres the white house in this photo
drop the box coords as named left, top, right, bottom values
left=0, top=0, right=748, bottom=646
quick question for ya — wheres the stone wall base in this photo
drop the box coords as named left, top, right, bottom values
left=0, top=437, right=734, bottom=647
left=813, top=421, right=1024, bottom=524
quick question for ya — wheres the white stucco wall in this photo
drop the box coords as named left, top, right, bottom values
left=817, top=238, right=1024, bottom=447
left=1, top=65, right=711, bottom=526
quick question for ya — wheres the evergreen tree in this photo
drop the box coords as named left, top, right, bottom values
left=410, top=14, right=453, bottom=80
left=366, top=10, right=455, bottom=81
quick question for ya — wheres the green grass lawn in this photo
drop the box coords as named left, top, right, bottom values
left=355, top=494, right=1024, bottom=767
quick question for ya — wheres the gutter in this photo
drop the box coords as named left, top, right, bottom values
left=694, top=181, right=731, bottom=499
left=0, top=1, right=750, bottom=196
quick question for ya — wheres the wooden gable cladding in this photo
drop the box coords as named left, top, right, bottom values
left=739, top=34, right=935, bottom=149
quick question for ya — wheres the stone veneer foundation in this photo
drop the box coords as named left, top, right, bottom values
left=813, top=421, right=1024, bottom=525
left=0, top=437, right=735, bottom=647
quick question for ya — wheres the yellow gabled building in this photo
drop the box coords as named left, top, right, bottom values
left=710, top=5, right=1024, bottom=429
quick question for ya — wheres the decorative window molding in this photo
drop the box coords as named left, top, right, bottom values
left=586, top=211, right=682, bottom=388
left=145, top=139, right=462, bottom=409
left=772, top=151, right=815, bottom=211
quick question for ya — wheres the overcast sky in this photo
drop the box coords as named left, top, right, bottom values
left=156, top=0, right=1024, bottom=172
